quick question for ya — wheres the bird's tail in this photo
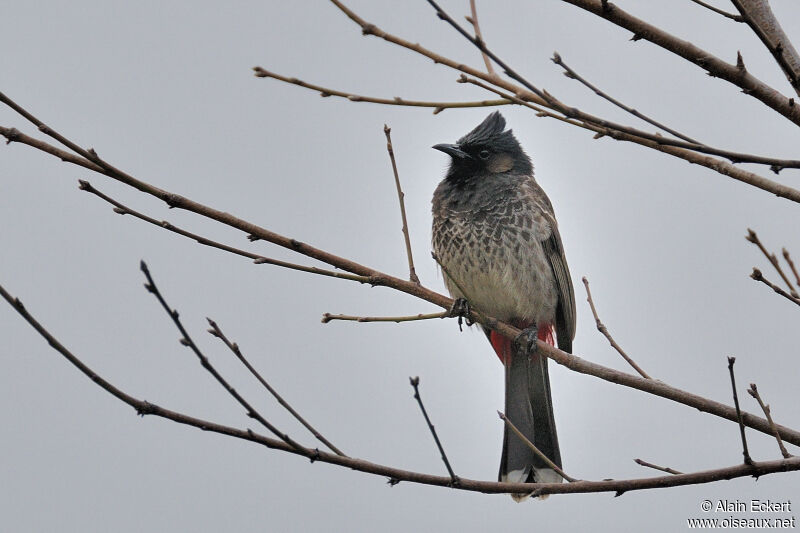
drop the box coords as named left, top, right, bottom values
left=490, top=326, right=562, bottom=501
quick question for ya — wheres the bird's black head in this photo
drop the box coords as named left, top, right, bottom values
left=433, top=112, right=532, bottom=182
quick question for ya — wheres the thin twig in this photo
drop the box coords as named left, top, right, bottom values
left=746, top=229, right=798, bottom=297
left=3, top=95, right=800, bottom=448
left=426, top=1, right=800, bottom=170
left=552, top=52, right=700, bottom=144
left=731, top=0, right=800, bottom=97
left=634, top=458, right=683, bottom=475
left=782, top=248, right=800, bottom=287
left=384, top=125, right=419, bottom=284
left=252, top=67, right=510, bottom=114
left=77, top=180, right=372, bottom=284
left=687, top=0, right=744, bottom=22
left=410, top=377, right=459, bottom=485
left=498, top=411, right=577, bottom=482
left=3, top=278, right=800, bottom=496
left=582, top=277, right=651, bottom=379
left=727, top=357, right=754, bottom=466
left=750, top=268, right=800, bottom=307
left=556, top=0, right=800, bottom=128
left=321, top=311, right=448, bottom=323
left=206, top=318, right=345, bottom=457
left=139, top=261, right=307, bottom=453
left=467, top=0, right=496, bottom=76
left=748, top=384, right=793, bottom=459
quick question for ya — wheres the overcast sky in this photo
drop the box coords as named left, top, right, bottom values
left=2, top=1, right=799, bottom=531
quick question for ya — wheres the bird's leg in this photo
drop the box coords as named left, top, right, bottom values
left=449, top=297, right=473, bottom=331
left=514, top=323, right=538, bottom=356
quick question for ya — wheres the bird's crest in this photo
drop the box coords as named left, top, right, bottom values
left=458, top=112, right=519, bottom=152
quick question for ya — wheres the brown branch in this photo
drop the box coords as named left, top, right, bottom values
left=321, top=311, right=448, bottom=324
left=320, top=2, right=800, bottom=200
left=2, top=278, right=800, bottom=497
left=748, top=383, right=793, bottom=459
left=687, top=0, right=744, bottom=22
left=552, top=52, right=701, bottom=144
left=582, top=277, right=651, bottom=379
left=252, top=67, right=510, bottom=114
left=466, top=0, right=496, bottom=77
left=383, top=125, right=419, bottom=284
left=206, top=318, right=346, bottom=457
left=782, top=248, right=800, bottom=287
left=727, top=357, right=754, bottom=466
left=498, top=411, right=578, bottom=483
left=557, top=0, right=800, bottom=128
left=3, top=94, right=800, bottom=451
left=428, top=2, right=800, bottom=171
left=77, top=180, right=372, bottom=284
left=750, top=268, right=800, bottom=307
left=455, top=76, right=800, bottom=202
left=731, top=0, right=800, bottom=97
left=410, top=377, right=459, bottom=485
left=635, top=458, right=684, bottom=475
left=746, top=229, right=799, bottom=297
left=139, top=261, right=307, bottom=453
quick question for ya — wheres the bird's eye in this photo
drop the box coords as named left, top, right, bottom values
left=479, top=150, right=490, bottom=160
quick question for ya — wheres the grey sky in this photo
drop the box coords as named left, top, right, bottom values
left=2, top=1, right=799, bottom=531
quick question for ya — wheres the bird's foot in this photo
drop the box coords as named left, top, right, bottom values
left=514, top=324, right=538, bottom=356
left=449, top=298, right=473, bottom=331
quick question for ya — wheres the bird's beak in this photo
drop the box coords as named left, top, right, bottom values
left=432, top=143, right=470, bottom=160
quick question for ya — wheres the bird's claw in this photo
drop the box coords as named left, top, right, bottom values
left=514, top=324, right=538, bottom=356
left=449, top=298, right=473, bottom=331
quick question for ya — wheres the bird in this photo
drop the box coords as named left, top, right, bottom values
left=431, top=111, right=575, bottom=500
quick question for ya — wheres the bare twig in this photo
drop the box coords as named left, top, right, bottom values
left=78, top=180, right=372, bottom=284
left=552, top=52, right=700, bottom=144
left=557, top=0, right=800, bottom=128
left=498, top=411, right=577, bottom=482
left=687, top=0, right=744, bottom=22
left=750, top=268, right=800, bottom=307
left=634, top=458, right=683, bottom=475
left=582, top=277, right=651, bottom=379
left=748, top=383, right=793, bottom=459
left=727, top=357, right=754, bottom=466
left=321, top=311, right=448, bottom=324
left=139, top=261, right=306, bottom=453
left=783, top=248, right=800, bottom=287
left=467, top=0, right=496, bottom=77
left=454, top=77, right=800, bottom=202
left=746, top=229, right=799, bottom=297
left=252, top=67, right=510, bottom=114
left=426, top=1, right=800, bottom=170
left=731, top=0, right=800, bottom=97
left=384, top=125, right=419, bottom=284
left=3, top=94, right=800, bottom=450
left=410, top=377, right=459, bottom=485
left=431, top=2, right=800, bottom=173
left=206, top=318, right=345, bottom=456
left=3, top=278, right=800, bottom=496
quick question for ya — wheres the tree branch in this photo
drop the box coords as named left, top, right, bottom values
left=748, top=383, right=793, bottom=459
left=728, top=357, right=754, bottom=466
left=731, top=0, right=800, bottom=97
left=3, top=257, right=800, bottom=497
left=582, top=277, right=651, bottom=379
left=252, top=67, right=510, bottom=114
left=558, top=0, right=800, bottom=127
left=410, top=377, right=459, bottom=485
left=206, top=318, right=346, bottom=456
left=383, top=125, right=419, bottom=284
left=2, top=92, right=800, bottom=451
left=687, top=0, right=744, bottom=22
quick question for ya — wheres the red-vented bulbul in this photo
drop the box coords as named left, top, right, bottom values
left=431, top=112, right=575, bottom=500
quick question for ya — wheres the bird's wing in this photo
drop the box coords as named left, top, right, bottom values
left=541, top=215, right=576, bottom=353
